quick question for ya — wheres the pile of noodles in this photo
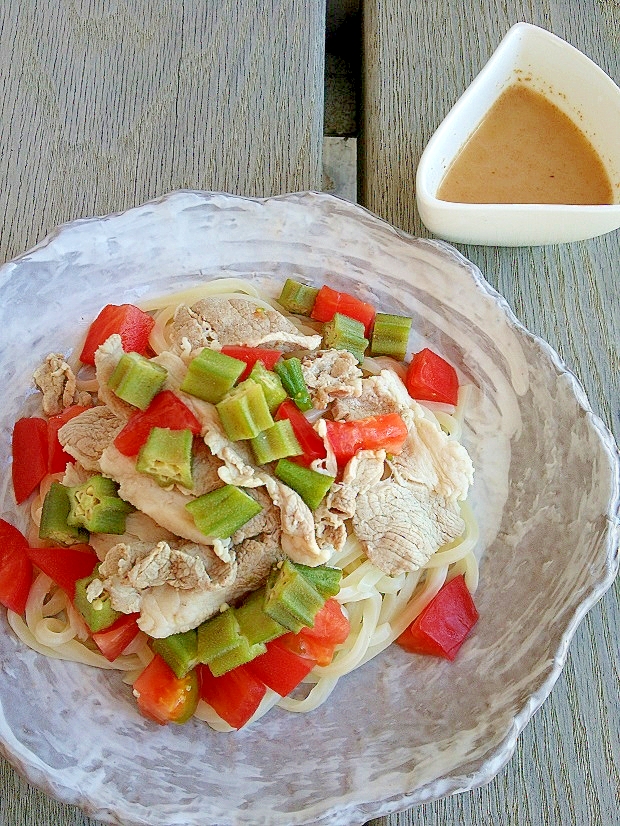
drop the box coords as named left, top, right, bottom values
left=7, top=278, right=479, bottom=731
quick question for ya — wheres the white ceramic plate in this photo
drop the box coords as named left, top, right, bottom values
left=416, top=23, right=620, bottom=246
left=0, top=190, right=618, bottom=825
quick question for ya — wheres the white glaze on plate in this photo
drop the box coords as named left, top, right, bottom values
left=0, top=190, right=617, bottom=826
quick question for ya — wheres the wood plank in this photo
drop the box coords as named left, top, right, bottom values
left=360, top=2, right=620, bottom=825
left=0, top=0, right=326, bottom=264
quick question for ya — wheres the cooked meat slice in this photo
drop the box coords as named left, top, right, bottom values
left=191, top=440, right=226, bottom=497
left=33, top=353, right=93, bottom=415
left=262, top=476, right=331, bottom=565
left=331, top=374, right=402, bottom=421
left=58, top=405, right=125, bottom=472
left=94, top=335, right=134, bottom=420
left=88, top=511, right=177, bottom=562
left=187, top=395, right=262, bottom=488
left=98, top=444, right=232, bottom=560
left=231, top=487, right=280, bottom=544
left=300, top=349, right=363, bottom=409
left=96, top=531, right=282, bottom=637
left=151, top=349, right=187, bottom=390
left=168, top=296, right=321, bottom=358
left=388, top=417, right=473, bottom=501
left=352, top=480, right=465, bottom=575
left=88, top=538, right=237, bottom=637
left=312, top=451, right=385, bottom=554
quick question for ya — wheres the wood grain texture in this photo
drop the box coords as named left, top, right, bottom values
left=0, top=1, right=325, bottom=823
left=361, top=2, right=620, bottom=825
left=0, top=0, right=326, bottom=265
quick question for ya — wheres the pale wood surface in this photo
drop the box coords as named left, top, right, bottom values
left=361, top=2, right=620, bottom=825
left=0, top=0, right=326, bottom=266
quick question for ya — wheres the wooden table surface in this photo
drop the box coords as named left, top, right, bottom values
left=2, top=1, right=619, bottom=825
left=360, top=2, right=620, bottom=825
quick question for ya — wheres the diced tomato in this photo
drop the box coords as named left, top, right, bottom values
left=198, top=663, right=267, bottom=729
left=114, top=390, right=202, bottom=456
left=47, top=404, right=91, bottom=474
left=246, top=637, right=316, bottom=696
left=274, top=399, right=326, bottom=466
left=11, top=417, right=49, bottom=504
left=310, top=285, right=376, bottom=336
left=79, top=303, right=155, bottom=365
left=280, top=599, right=351, bottom=666
left=93, top=613, right=140, bottom=662
left=325, top=413, right=409, bottom=466
left=133, top=654, right=199, bottom=725
left=26, top=544, right=97, bottom=599
left=405, top=348, right=459, bottom=406
left=220, top=346, right=282, bottom=381
left=0, top=520, right=33, bottom=614
left=396, top=574, right=479, bottom=660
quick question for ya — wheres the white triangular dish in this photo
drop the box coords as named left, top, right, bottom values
left=416, top=23, right=620, bottom=246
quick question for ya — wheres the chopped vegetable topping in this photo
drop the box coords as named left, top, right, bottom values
left=322, top=312, right=369, bottom=363
left=274, top=458, right=335, bottom=510
left=311, top=284, right=376, bottom=336
left=405, top=347, right=459, bottom=406
left=274, top=357, right=313, bottom=411
left=186, top=484, right=262, bottom=538
left=79, top=304, right=155, bottom=365
left=370, top=312, right=412, bottom=361
left=107, top=352, right=168, bottom=410
left=277, top=278, right=319, bottom=315
left=136, top=427, right=194, bottom=488
left=180, top=347, right=246, bottom=403
left=396, top=574, right=478, bottom=660
left=216, top=380, right=274, bottom=440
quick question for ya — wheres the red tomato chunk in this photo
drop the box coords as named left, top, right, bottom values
left=93, top=613, right=140, bottom=662
left=27, top=544, right=97, bottom=600
left=397, top=574, right=479, bottom=660
left=198, top=663, right=267, bottom=729
left=11, top=417, right=49, bottom=504
left=47, top=404, right=91, bottom=474
left=405, top=348, right=459, bottom=406
left=79, top=303, right=155, bottom=365
left=310, top=285, right=376, bottom=336
left=0, top=519, right=33, bottom=615
left=325, top=413, right=408, bottom=467
left=275, top=399, right=326, bottom=466
left=133, top=654, right=199, bottom=725
left=220, top=346, right=282, bottom=380
left=114, top=390, right=202, bottom=456
left=246, top=638, right=316, bottom=696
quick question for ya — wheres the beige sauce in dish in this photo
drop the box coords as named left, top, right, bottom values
left=437, top=84, right=614, bottom=205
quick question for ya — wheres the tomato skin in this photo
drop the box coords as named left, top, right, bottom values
left=47, top=404, right=91, bottom=474
left=220, top=346, right=282, bottom=380
left=274, top=399, right=326, bottom=466
left=325, top=413, right=409, bottom=466
left=12, top=417, right=49, bottom=504
left=92, top=613, right=140, bottom=661
left=198, top=663, right=267, bottom=729
left=396, top=574, right=479, bottom=660
left=405, top=348, right=459, bottom=406
left=133, top=654, right=199, bottom=725
left=26, top=544, right=97, bottom=600
left=0, top=520, right=33, bottom=614
left=79, top=304, right=155, bottom=365
left=246, top=637, right=316, bottom=696
left=114, top=390, right=202, bottom=456
left=310, top=285, right=376, bottom=336
left=279, top=599, right=350, bottom=666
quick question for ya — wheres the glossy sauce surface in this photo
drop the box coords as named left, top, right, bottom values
left=437, top=84, right=614, bottom=205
